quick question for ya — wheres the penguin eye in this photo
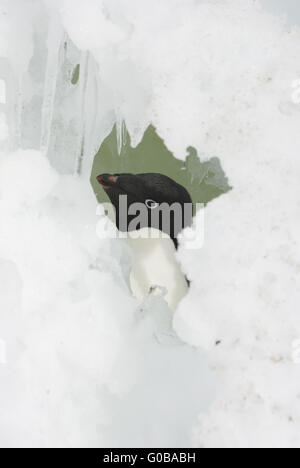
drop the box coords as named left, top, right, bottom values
left=145, top=199, right=159, bottom=209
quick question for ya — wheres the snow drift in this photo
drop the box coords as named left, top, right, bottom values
left=0, top=0, right=300, bottom=448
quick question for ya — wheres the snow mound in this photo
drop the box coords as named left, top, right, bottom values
left=0, top=149, right=213, bottom=448
left=0, top=0, right=300, bottom=448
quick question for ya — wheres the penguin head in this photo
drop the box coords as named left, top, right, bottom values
left=97, top=173, right=193, bottom=246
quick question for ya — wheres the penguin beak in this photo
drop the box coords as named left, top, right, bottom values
left=97, top=174, right=118, bottom=190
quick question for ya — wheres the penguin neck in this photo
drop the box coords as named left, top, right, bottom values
left=126, top=227, right=187, bottom=311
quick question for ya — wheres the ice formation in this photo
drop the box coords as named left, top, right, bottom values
left=0, top=0, right=300, bottom=448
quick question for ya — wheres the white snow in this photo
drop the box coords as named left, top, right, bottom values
left=0, top=149, right=212, bottom=448
left=0, top=0, right=35, bottom=74
left=0, top=0, right=300, bottom=448
left=0, top=79, right=5, bottom=104
left=261, top=0, right=300, bottom=26
left=0, top=113, right=8, bottom=141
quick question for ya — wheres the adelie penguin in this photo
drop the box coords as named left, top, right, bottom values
left=97, top=173, right=193, bottom=311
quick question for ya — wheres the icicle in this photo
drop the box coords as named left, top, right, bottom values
left=0, top=58, right=16, bottom=149
left=14, top=75, right=23, bottom=148
left=79, top=55, right=102, bottom=177
left=75, top=51, right=90, bottom=175
left=40, top=18, right=64, bottom=156
left=116, top=118, right=127, bottom=156
left=0, top=78, right=6, bottom=104
left=116, top=116, right=122, bottom=155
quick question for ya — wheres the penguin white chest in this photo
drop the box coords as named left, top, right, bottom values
left=127, top=228, right=188, bottom=311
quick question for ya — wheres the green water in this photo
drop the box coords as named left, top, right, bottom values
left=91, top=123, right=231, bottom=210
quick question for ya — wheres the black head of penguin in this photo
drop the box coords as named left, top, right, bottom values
left=97, top=173, right=193, bottom=248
